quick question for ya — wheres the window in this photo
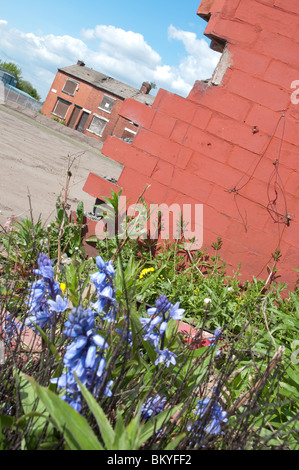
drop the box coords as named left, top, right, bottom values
left=62, top=78, right=78, bottom=96
left=121, top=127, right=137, bottom=143
left=99, top=95, right=116, bottom=113
left=87, top=115, right=108, bottom=137
left=52, top=98, right=71, bottom=120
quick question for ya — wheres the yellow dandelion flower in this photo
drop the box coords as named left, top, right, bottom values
left=60, top=282, right=66, bottom=293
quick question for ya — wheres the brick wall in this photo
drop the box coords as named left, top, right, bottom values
left=83, top=0, right=299, bottom=287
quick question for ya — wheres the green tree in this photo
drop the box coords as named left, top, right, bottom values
left=18, top=79, right=41, bottom=101
left=0, top=59, right=41, bottom=101
left=0, top=60, right=22, bottom=82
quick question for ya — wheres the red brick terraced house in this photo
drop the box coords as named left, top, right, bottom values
left=41, top=61, right=155, bottom=143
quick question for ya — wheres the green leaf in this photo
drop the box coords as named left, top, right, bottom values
left=76, top=201, right=84, bottom=224
left=164, top=433, right=186, bottom=450
left=138, top=404, right=181, bottom=447
left=22, top=374, right=103, bottom=450
left=75, top=375, right=115, bottom=449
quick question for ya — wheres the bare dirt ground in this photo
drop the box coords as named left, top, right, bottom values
left=0, top=103, right=123, bottom=227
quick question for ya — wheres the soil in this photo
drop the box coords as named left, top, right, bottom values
left=0, top=102, right=123, bottom=227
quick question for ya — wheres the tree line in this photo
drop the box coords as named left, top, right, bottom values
left=0, top=60, right=41, bottom=101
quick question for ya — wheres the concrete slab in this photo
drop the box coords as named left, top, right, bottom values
left=0, top=102, right=123, bottom=226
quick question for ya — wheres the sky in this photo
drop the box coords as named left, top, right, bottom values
left=0, top=0, right=221, bottom=101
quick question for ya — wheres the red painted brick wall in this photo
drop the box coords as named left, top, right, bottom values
left=83, top=0, right=299, bottom=287
left=41, top=71, right=138, bottom=142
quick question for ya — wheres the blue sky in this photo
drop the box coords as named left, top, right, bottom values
left=0, top=0, right=221, bottom=100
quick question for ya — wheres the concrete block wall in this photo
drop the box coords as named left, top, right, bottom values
left=83, top=0, right=299, bottom=286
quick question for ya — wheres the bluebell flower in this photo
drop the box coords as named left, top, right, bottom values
left=48, top=295, right=68, bottom=313
left=140, top=295, right=184, bottom=368
left=90, top=256, right=117, bottom=322
left=207, top=327, right=222, bottom=356
left=187, top=395, right=228, bottom=446
left=155, top=348, right=177, bottom=367
left=195, top=397, right=228, bottom=435
left=3, top=314, right=20, bottom=344
left=33, top=253, right=55, bottom=280
left=141, top=394, right=167, bottom=421
left=25, top=254, right=62, bottom=331
left=52, top=305, right=113, bottom=412
left=63, top=306, right=95, bottom=338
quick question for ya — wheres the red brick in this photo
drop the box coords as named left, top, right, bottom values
left=201, top=87, right=252, bottom=121
left=155, top=91, right=198, bottom=123
left=119, top=98, right=155, bottom=128
left=117, top=167, right=170, bottom=204
left=227, top=145, right=256, bottom=172
left=221, top=245, right=268, bottom=281
left=279, top=221, right=299, bottom=248
left=280, top=117, right=299, bottom=147
left=187, top=80, right=209, bottom=103
left=263, top=60, right=299, bottom=91
left=166, top=191, right=199, bottom=208
left=268, top=139, right=299, bottom=171
left=255, top=31, right=299, bottom=69
left=175, top=146, right=193, bottom=170
left=203, top=204, right=233, bottom=236
left=238, top=152, right=290, bottom=190
left=204, top=14, right=260, bottom=46
left=191, top=105, right=212, bottom=130
left=224, top=221, right=279, bottom=256
left=183, top=127, right=233, bottom=163
left=279, top=245, right=299, bottom=287
left=207, top=114, right=270, bottom=154
left=170, top=169, right=214, bottom=203
left=235, top=0, right=298, bottom=38
left=207, top=183, right=268, bottom=229
left=274, top=0, right=299, bottom=15
left=245, top=104, right=285, bottom=135
left=150, top=111, right=176, bottom=138
left=226, top=69, right=290, bottom=111
left=103, top=136, right=157, bottom=177
left=282, top=194, right=298, bottom=222
left=228, top=44, right=271, bottom=76
left=151, top=88, right=167, bottom=110
left=151, top=160, right=174, bottom=187
left=285, top=171, right=299, bottom=198
left=187, top=152, right=244, bottom=190
left=83, top=172, right=121, bottom=199
left=133, top=128, right=181, bottom=163
left=170, top=120, right=189, bottom=144
left=238, top=177, right=269, bottom=205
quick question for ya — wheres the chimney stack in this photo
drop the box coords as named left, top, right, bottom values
left=140, top=82, right=151, bottom=94
left=77, top=60, right=85, bottom=67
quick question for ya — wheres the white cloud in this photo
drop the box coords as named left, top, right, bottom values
left=0, top=21, right=221, bottom=101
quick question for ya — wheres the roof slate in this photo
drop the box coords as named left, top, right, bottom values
left=59, top=64, right=155, bottom=105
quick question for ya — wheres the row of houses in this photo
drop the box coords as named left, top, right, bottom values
left=41, top=60, right=155, bottom=143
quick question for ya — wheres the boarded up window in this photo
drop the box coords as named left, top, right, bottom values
left=88, top=115, right=108, bottom=136
left=99, top=95, right=116, bottom=113
left=62, top=79, right=78, bottom=96
left=52, top=98, right=71, bottom=119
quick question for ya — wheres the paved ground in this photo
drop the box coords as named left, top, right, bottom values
left=0, top=103, right=123, bottom=227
